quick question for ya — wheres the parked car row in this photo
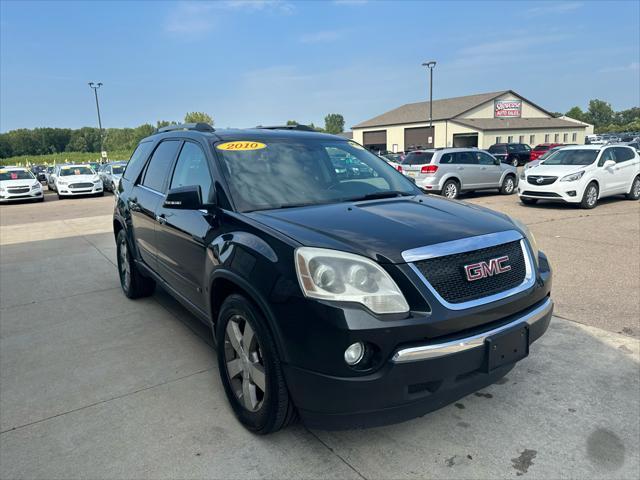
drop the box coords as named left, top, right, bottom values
left=0, top=166, right=44, bottom=202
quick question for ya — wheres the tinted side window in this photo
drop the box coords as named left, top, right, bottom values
left=456, top=152, right=478, bottom=165
left=598, top=148, right=615, bottom=167
left=476, top=152, right=496, bottom=165
left=141, top=140, right=181, bottom=192
left=123, top=141, right=154, bottom=181
left=170, top=142, right=213, bottom=202
left=439, top=153, right=454, bottom=164
left=613, top=147, right=635, bottom=163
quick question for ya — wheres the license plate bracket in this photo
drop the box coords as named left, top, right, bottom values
left=485, top=324, right=529, bottom=372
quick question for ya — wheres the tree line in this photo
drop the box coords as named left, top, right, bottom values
left=0, top=111, right=346, bottom=159
left=555, top=100, right=639, bottom=133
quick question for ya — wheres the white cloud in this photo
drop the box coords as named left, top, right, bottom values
left=598, top=62, right=640, bottom=73
left=164, top=0, right=293, bottom=37
left=299, top=30, right=343, bottom=44
left=525, top=1, right=583, bottom=16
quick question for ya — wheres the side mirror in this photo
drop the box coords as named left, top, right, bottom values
left=603, top=159, right=616, bottom=169
left=163, top=185, right=202, bottom=210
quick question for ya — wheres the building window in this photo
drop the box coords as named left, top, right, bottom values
left=496, top=136, right=502, bottom=144
left=519, top=135, right=524, bottom=144
left=572, top=132, right=577, bottom=142
left=545, top=134, right=550, bottom=142
left=563, top=133, right=568, bottom=142
left=530, top=134, right=535, bottom=144
left=554, top=133, right=560, bottom=142
left=507, top=135, right=513, bottom=143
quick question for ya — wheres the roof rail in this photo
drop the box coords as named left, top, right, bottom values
left=155, top=123, right=215, bottom=134
left=255, top=124, right=316, bottom=132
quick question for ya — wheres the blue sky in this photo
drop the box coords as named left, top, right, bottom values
left=1, top=0, right=639, bottom=132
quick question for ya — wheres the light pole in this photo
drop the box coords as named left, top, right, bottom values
left=88, top=82, right=104, bottom=156
left=421, top=61, right=436, bottom=146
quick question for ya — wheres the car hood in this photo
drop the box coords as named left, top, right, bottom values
left=57, top=175, right=97, bottom=182
left=0, top=179, right=38, bottom=188
left=525, top=164, right=588, bottom=176
left=248, top=195, right=517, bottom=264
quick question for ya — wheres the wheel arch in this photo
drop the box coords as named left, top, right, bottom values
left=209, top=270, right=288, bottom=362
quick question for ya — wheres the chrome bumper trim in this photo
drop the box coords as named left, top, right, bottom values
left=391, top=297, right=553, bottom=363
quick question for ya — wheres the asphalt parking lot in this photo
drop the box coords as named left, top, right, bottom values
left=1, top=190, right=639, bottom=479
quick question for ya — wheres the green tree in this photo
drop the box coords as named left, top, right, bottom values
left=286, top=120, right=298, bottom=126
left=0, top=135, right=13, bottom=158
left=586, top=99, right=614, bottom=128
left=184, top=112, right=213, bottom=125
left=324, top=113, right=345, bottom=134
left=565, top=106, right=587, bottom=122
left=615, top=107, right=640, bottom=126
left=156, top=120, right=177, bottom=129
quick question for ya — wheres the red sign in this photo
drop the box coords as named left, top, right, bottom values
left=495, top=100, right=522, bottom=118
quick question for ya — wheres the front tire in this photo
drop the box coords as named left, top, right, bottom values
left=580, top=182, right=599, bottom=209
left=216, top=294, right=296, bottom=434
left=625, top=176, right=640, bottom=200
left=500, top=175, right=516, bottom=195
left=441, top=179, right=459, bottom=199
left=116, top=229, right=155, bottom=298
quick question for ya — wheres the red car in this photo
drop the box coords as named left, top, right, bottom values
left=530, top=143, right=563, bottom=161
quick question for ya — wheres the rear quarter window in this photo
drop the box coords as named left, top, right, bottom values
left=402, top=152, right=434, bottom=165
left=123, top=141, right=154, bottom=181
left=488, top=145, right=506, bottom=153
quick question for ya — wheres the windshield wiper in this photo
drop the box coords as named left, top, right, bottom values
left=347, top=191, right=413, bottom=202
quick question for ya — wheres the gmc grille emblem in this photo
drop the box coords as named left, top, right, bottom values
left=464, top=256, right=511, bottom=282
left=536, top=177, right=544, bottom=184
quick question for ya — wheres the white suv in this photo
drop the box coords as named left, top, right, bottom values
left=519, top=145, right=640, bottom=209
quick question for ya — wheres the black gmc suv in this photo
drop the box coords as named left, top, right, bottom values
left=113, top=123, right=553, bottom=433
left=488, top=143, right=532, bottom=167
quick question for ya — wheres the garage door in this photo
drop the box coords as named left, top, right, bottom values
left=363, top=130, right=387, bottom=151
left=404, top=127, right=434, bottom=149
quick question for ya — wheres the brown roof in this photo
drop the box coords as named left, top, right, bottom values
left=337, top=131, right=353, bottom=139
left=353, top=91, right=510, bottom=128
left=451, top=117, right=587, bottom=131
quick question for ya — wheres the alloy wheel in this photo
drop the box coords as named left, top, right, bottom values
left=505, top=178, right=514, bottom=193
left=511, top=159, right=518, bottom=167
left=633, top=178, right=640, bottom=197
left=118, top=237, right=131, bottom=291
left=224, top=315, right=266, bottom=412
left=587, top=186, right=597, bottom=206
left=444, top=183, right=458, bottom=198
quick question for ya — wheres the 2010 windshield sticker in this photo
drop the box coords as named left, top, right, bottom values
left=348, top=141, right=365, bottom=150
left=217, top=141, right=267, bottom=151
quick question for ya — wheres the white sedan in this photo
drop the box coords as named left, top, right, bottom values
left=518, top=145, right=640, bottom=209
left=55, top=165, right=103, bottom=199
left=0, top=167, right=44, bottom=203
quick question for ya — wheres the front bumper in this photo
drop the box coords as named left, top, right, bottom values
left=58, top=184, right=103, bottom=196
left=518, top=178, right=584, bottom=203
left=0, top=190, right=43, bottom=202
left=284, top=296, right=553, bottom=429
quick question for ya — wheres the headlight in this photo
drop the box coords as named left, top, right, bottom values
left=0, top=187, right=5, bottom=192
left=511, top=217, right=538, bottom=258
left=560, top=171, right=585, bottom=182
left=31, top=183, right=41, bottom=190
left=57, top=180, right=67, bottom=185
left=295, top=247, right=409, bottom=314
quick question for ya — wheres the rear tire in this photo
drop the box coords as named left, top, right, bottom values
left=625, top=176, right=640, bottom=200
left=500, top=175, right=516, bottom=195
left=116, top=229, right=155, bottom=299
left=580, top=182, right=598, bottom=209
left=521, top=197, right=538, bottom=205
left=441, top=179, right=459, bottom=199
left=216, top=294, right=296, bottom=434
left=511, top=158, right=519, bottom=167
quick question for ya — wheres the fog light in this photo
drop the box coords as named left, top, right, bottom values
left=567, top=191, right=576, bottom=197
left=344, top=342, right=365, bottom=365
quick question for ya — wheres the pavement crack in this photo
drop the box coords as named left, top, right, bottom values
left=0, top=368, right=214, bottom=435
left=304, top=427, right=368, bottom=480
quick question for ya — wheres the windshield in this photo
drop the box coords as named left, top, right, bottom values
left=111, top=165, right=125, bottom=175
left=534, top=145, right=550, bottom=151
left=401, top=151, right=434, bottom=165
left=539, top=147, right=562, bottom=160
left=542, top=149, right=599, bottom=166
left=0, top=169, right=35, bottom=181
left=60, top=166, right=95, bottom=176
left=215, top=139, right=417, bottom=212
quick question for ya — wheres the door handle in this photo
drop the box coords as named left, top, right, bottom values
left=156, top=214, right=167, bottom=225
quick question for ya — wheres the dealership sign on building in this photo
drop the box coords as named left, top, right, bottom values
left=494, top=100, right=522, bottom=118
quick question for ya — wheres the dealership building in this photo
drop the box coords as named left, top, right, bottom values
left=352, top=90, right=593, bottom=152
